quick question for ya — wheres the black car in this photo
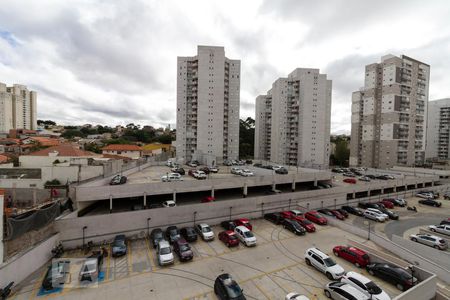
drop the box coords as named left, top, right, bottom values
left=214, top=273, right=246, bottom=300
left=264, top=213, right=284, bottom=225
left=366, top=263, right=417, bottom=291
left=318, top=209, right=334, bottom=217
left=318, top=183, right=332, bottom=189
left=180, top=227, right=198, bottom=242
left=341, top=206, right=364, bottom=216
left=375, top=175, right=389, bottom=180
left=358, top=202, right=382, bottom=210
left=150, top=228, right=165, bottom=248
left=282, top=219, right=306, bottom=235
left=336, top=209, right=349, bottom=218
left=378, top=207, right=399, bottom=220
left=42, top=260, right=70, bottom=290
left=253, top=163, right=262, bottom=168
left=275, top=167, right=288, bottom=175
left=165, top=226, right=181, bottom=243
left=171, top=167, right=185, bottom=175
left=441, top=218, right=450, bottom=225
left=221, top=221, right=236, bottom=231
left=110, top=175, right=127, bottom=185
left=365, top=174, right=376, bottom=179
left=343, top=172, right=356, bottom=177
left=331, top=168, right=344, bottom=173
left=112, top=234, right=127, bottom=257
left=418, top=199, right=442, bottom=207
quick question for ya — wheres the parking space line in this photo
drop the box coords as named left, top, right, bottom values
left=105, top=244, right=111, bottom=281
left=30, top=266, right=48, bottom=299
left=127, top=240, right=132, bottom=274
left=145, top=237, right=158, bottom=270
left=251, top=279, right=271, bottom=300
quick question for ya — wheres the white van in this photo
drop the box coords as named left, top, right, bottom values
left=364, top=209, right=386, bottom=222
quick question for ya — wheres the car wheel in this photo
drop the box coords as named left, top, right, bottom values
left=226, top=242, right=230, bottom=247
left=431, top=228, right=436, bottom=232
left=368, top=269, right=375, bottom=276
left=326, top=272, right=334, bottom=280
left=324, top=290, right=332, bottom=298
left=305, top=258, right=311, bottom=266
left=434, top=245, right=440, bottom=249
left=411, top=238, right=417, bottom=242
left=396, top=283, right=405, bottom=291
left=334, top=251, right=339, bottom=257
left=355, top=262, right=361, bottom=268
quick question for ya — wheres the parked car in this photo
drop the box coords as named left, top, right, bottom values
left=214, top=273, right=246, bottom=300
left=223, top=160, right=233, bottom=166
left=234, top=226, right=257, bottom=247
left=366, top=174, right=376, bottom=180
left=333, top=246, right=370, bottom=268
left=110, top=175, right=127, bottom=185
left=253, top=163, right=262, bottom=168
left=295, top=217, right=316, bottom=232
left=166, top=160, right=174, bottom=167
left=209, top=166, right=219, bottom=173
left=318, top=209, right=334, bottom=217
left=330, top=210, right=345, bottom=220
left=341, top=206, right=363, bottom=216
left=377, top=206, right=399, bottom=220
left=331, top=168, right=344, bottom=173
left=264, top=212, right=284, bottom=224
left=343, top=172, right=356, bottom=177
left=363, top=209, right=386, bottom=222
left=112, top=234, right=127, bottom=257
left=375, top=175, right=389, bottom=180
left=240, top=169, right=254, bottom=177
left=410, top=233, right=448, bottom=250
left=418, top=199, right=442, bottom=207
left=218, top=230, right=240, bottom=247
left=157, top=240, right=174, bottom=266
left=221, top=220, right=236, bottom=231
left=187, top=161, right=198, bottom=167
left=416, top=191, right=434, bottom=199
left=234, top=218, right=252, bottom=230
left=441, top=218, right=450, bottom=225
left=343, top=178, right=357, bottom=184
left=359, top=176, right=371, bottom=182
left=193, top=170, right=207, bottom=179
left=324, top=281, right=369, bottom=300
left=230, top=167, right=243, bottom=175
left=304, top=247, right=345, bottom=280
left=165, top=226, right=181, bottom=244
left=366, top=208, right=388, bottom=219
left=421, top=190, right=439, bottom=198
left=444, top=193, right=450, bottom=200
left=196, top=223, right=214, bottom=241
left=282, top=219, right=306, bottom=235
left=201, top=196, right=215, bottom=203
left=180, top=227, right=198, bottom=242
left=162, top=200, right=176, bottom=207
left=42, top=260, right=70, bottom=290
left=366, top=263, right=417, bottom=291
left=429, top=224, right=450, bottom=236
left=383, top=198, right=407, bottom=207
left=285, top=293, right=310, bottom=300
left=170, top=167, right=185, bottom=175
left=379, top=200, right=394, bottom=209
left=336, top=209, right=349, bottom=218
left=150, top=228, right=164, bottom=248
left=305, top=211, right=328, bottom=225
left=198, top=166, right=211, bottom=174
left=341, top=271, right=390, bottom=300
left=359, top=202, right=383, bottom=210
left=173, top=238, right=193, bottom=261
left=265, top=189, right=282, bottom=195
left=161, top=173, right=183, bottom=182
left=275, top=167, right=289, bottom=174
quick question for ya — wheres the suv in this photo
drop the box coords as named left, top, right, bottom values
left=332, top=246, right=370, bottom=268
left=324, top=282, right=369, bottom=300
left=363, top=209, right=386, bottom=222
left=341, top=271, right=390, bottom=300
left=161, top=173, right=183, bottom=182
left=112, top=234, right=127, bottom=257
left=367, top=263, right=417, bottom=291
left=304, top=247, right=345, bottom=280
left=234, top=226, right=257, bottom=247
left=196, top=223, right=214, bottom=241
left=429, top=224, right=450, bottom=236
left=214, top=273, right=246, bottom=300
left=157, top=240, right=174, bottom=266
left=150, top=228, right=164, bottom=248
left=173, top=238, right=193, bottom=261
left=165, top=226, right=181, bottom=244
left=180, top=227, right=198, bottom=242
left=410, top=234, right=448, bottom=250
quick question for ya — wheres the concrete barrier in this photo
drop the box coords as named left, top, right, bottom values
left=0, top=233, right=59, bottom=288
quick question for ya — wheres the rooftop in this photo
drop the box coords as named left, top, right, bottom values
left=102, top=144, right=143, bottom=151
left=27, top=144, right=97, bottom=157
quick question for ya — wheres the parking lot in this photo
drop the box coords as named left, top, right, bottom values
left=11, top=218, right=404, bottom=300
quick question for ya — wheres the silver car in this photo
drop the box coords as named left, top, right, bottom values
left=429, top=225, right=450, bottom=236
left=324, top=281, right=369, bottom=300
left=410, top=234, right=448, bottom=250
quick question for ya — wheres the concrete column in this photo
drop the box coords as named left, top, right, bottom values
left=368, top=190, right=371, bottom=197
left=143, top=192, right=147, bottom=209
left=352, top=192, right=356, bottom=199
left=32, top=188, right=37, bottom=206
left=381, top=188, right=384, bottom=195
left=272, top=182, right=276, bottom=191
left=173, top=190, right=177, bottom=202
left=291, top=180, right=296, bottom=192
left=393, top=186, right=397, bottom=192
left=211, top=187, right=215, bottom=198
left=109, top=195, right=113, bottom=213
left=243, top=183, right=248, bottom=198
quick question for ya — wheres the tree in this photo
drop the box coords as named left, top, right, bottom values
left=84, top=143, right=102, bottom=154
left=156, top=134, right=173, bottom=144
left=239, top=118, right=255, bottom=159
left=61, top=129, right=85, bottom=139
left=334, top=140, right=350, bottom=166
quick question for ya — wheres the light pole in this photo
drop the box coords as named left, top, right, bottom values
left=82, top=226, right=87, bottom=250
left=193, top=211, right=197, bottom=225
left=261, top=202, right=265, bottom=216
left=147, top=217, right=151, bottom=237
left=229, top=206, right=232, bottom=221
left=288, top=199, right=292, bottom=210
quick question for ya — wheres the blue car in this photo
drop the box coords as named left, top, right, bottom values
left=112, top=235, right=127, bottom=257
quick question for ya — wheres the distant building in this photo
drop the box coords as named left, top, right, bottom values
left=142, top=143, right=173, bottom=157
left=426, top=98, right=450, bottom=160
left=0, top=82, right=37, bottom=133
left=254, top=68, right=332, bottom=169
left=101, top=144, right=142, bottom=159
left=350, top=54, right=430, bottom=168
left=176, top=45, right=240, bottom=165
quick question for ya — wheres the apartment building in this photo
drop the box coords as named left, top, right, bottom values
left=255, top=68, right=332, bottom=169
left=176, top=46, right=240, bottom=165
left=350, top=55, right=430, bottom=168
left=0, top=82, right=37, bottom=133
left=426, top=98, right=450, bottom=160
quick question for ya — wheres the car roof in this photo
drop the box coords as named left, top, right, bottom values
left=224, top=230, right=235, bottom=235
left=340, top=283, right=368, bottom=297
left=307, top=247, right=328, bottom=258
left=236, top=218, right=249, bottom=222
left=235, top=225, right=250, bottom=232
left=345, top=271, right=371, bottom=284
left=290, top=209, right=302, bottom=214
left=115, top=234, right=126, bottom=240
left=198, top=223, right=209, bottom=227
left=175, top=238, right=188, bottom=245
left=158, top=240, right=170, bottom=247
left=347, top=247, right=367, bottom=255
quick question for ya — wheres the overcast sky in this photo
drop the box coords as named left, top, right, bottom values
left=1, top=1, right=450, bottom=134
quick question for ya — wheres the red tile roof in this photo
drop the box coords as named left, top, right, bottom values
left=102, top=144, right=142, bottom=151
left=27, top=144, right=97, bottom=157
left=28, top=137, right=60, bottom=147
left=0, top=154, right=9, bottom=163
left=102, top=154, right=132, bottom=161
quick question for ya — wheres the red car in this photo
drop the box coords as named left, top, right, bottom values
left=281, top=211, right=316, bottom=232
left=218, top=230, right=239, bottom=247
left=330, top=210, right=345, bottom=220
left=201, top=196, right=215, bottom=203
left=234, top=218, right=252, bottom=230
left=343, top=178, right=357, bottom=184
left=280, top=211, right=294, bottom=219
left=305, top=211, right=327, bottom=225
left=333, top=246, right=370, bottom=268
left=379, top=200, right=394, bottom=209
left=188, top=169, right=197, bottom=177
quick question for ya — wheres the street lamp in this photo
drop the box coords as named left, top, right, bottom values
left=229, top=206, right=232, bottom=221
left=193, top=211, right=197, bottom=225
left=288, top=199, right=292, bottom=210
left=82, top=226, right=88, bottom=250
left=147, top=217, right=151, bottom=237
left=261, top=203, right=265, bottom=216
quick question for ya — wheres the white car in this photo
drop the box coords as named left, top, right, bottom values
left=195, top=223, right=214, bottom=241
left=285, top=293, right=310, bottom=300
left=240, top=169, right=254, bottom=177
left=304, top=247, right=345, bottom=280
left=162, top=200, right=176, bottom=207
left=166, top=160, right=174, bottom=167
left=234, top=226, right=257, bottom=246
left=416, top=192, right=434, bottom=199
left=272, top=165, right=284, bottom=171
left=324, top=282, right=369, bottom=300
left=341, top=271, right=390, bottom=300
left=366, top=208, right=388, bottom=219
left=289, top=210, right=303, bottom=217
left=230, top=167, right=242, bottom=175
left=429, top=224, right=450, bottom=236
left=157, top=240, right=174, bottom=266
left=161, top=173, right=183, bottom=182
left=193, top=170, right=207, bottom=179
left=363, top=209, right=386, bottom=222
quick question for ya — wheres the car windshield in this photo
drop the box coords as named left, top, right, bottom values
left=154, top=232, right=163, bottom=239
left=169, top=230, right=178, bottom=236
left=362, top=254, right=370, bottom=260
left=365, top=281, right=382, bottom=294
left=186, top=228, right=195, bottom=235
left=225, top=282, right=243, bottom=298
left=243, top=231, right=254, bottom=238
left=160, top=247, right=171, bottom=255
left=228, top=234, right=237, bottom=240
left=202, top=227, right=211, bottom=233
left=180, top=244, right=190, bottom=252
left=114, top=240, right=125, bottom=247
left=292, top=222, right=302, bottom=230
left=324, top=258, right=336, bottom=267
left=302, top=219, right=312, bottom=225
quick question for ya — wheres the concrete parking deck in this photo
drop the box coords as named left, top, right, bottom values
left=11, top=219, right=403, bottom=300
